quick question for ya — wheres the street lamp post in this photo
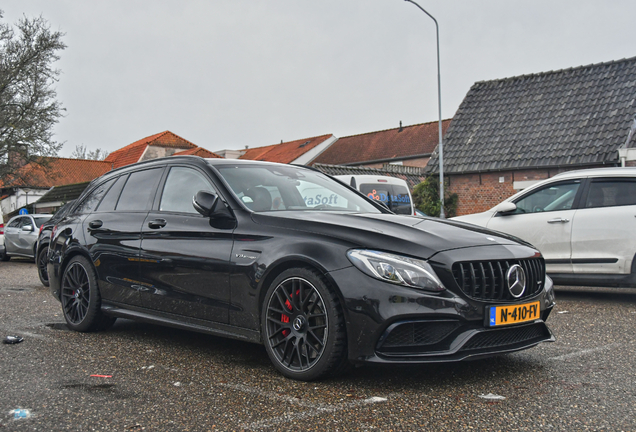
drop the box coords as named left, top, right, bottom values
left=403, top=0, right=445, bottom=218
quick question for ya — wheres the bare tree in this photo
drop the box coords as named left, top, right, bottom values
left=70, top=144, right=109, bottom=160
left=0, top=11, right=66, bottom=180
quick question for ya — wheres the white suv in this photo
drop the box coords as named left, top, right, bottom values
left=453, top=167, right=636, bottom=288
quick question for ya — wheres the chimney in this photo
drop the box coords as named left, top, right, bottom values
left=398, top=121, right=403, bottom=132
left=8, top=143, right=28, bottom=169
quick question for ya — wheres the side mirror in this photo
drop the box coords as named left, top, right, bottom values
left=22, top=225, right=34, bottom=232
left=193, top=190, right=233, bottom=219
left=494, top=201, right=517, bottom=214
left=193, top=190, right=218, bottom=216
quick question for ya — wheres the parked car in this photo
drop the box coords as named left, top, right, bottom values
left=453, top=167, right=636, bottom=288
left=48, top=156, right=555, bottom=380
left=334, top=175, right=415, bottom=215
left=36, top=201, right=76, bottom=286
left=2, top=214, right=52, bottom=261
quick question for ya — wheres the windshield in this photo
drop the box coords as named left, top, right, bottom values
left=213, top=164, right=381, bottom=213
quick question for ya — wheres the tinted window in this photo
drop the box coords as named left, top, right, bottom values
left=7, top=218, right=21, bottom=228
left=75, top=178, right=116, bottom=214
left=160, top=167, right=214, bottom=214
left=361, top=185, right=391, bottom=206
left=388, top=185, right=412, bottom=215
left=360, top=184, right=412, bottom=215
left=514, top=182, right=580, bottom=214
left=585, top=179, right=636, bottom=208
left=116, top=168, right=163, bottom=211
left=96, top=175, right=127, bottom=212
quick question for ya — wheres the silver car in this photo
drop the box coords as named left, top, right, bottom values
left=2, top=214, right=52, bottom=261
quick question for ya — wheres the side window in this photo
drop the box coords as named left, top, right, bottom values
left=116, top=168, right=164, bottom=211
left=96, top=175, right=127, bottom=212
left=514, top=182, right=580, bottom=214
left=585, top=179, right=636, bottom=208
left=8, top=218, right=21, bottom=228
left=160, top=167, right=214, bottom=214
left=75, top=178, right=116, bottom=214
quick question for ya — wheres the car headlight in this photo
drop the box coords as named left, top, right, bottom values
left=347, top=249, right=445, bottom=292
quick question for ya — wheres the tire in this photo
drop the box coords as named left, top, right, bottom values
left=37, top=246, right=50, bottom=287
left=262, top=267, right=348, bottom=381
left=60, top=255, right=116, bottom=332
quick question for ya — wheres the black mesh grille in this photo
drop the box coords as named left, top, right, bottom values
left=452, top=258, right=545, bottom=301
left=380, top=321, right=460, bottom=349
left=461, top=323, right=550, bottom=351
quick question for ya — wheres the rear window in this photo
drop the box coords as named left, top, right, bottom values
left=75, top=178, right=116, bottom=214
left=359, top=184, right=412, bottom=215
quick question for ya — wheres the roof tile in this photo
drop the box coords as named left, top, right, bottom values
left=1, top=157, right=112, bottom=189
left=239, top=134, right=333, bottom=164
left=312, top=121, right=450, bottom=165
left=429, top=57, right=636, bottom=173
left=104, top=131, right=199, bottom=169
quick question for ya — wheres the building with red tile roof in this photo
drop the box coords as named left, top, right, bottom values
left=311, top=120, right=451, bottom=168
left=0, top=157, right=113, bottom=216
left=1, top=131, right=222, bottom=217
left=173, top=147, right=223, bottom=158
left=0, top=157, right=112, bottom=189
left=237, top=134, right=337, bottom=165
left=104, top=131, right=222, bottom=169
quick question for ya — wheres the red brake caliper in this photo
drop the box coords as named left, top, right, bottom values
left=281, top=290, right=299, bottom=337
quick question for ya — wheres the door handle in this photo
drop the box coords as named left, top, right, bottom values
left=147, top=219, right=167, bottom=229
left=547, top=218, right=570, bottom=224
left=88, top=220, right=103, bottom=229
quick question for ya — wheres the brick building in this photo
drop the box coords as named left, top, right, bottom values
left=427, top=57, right=636, bottom=216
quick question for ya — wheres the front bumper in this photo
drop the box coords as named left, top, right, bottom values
left=328, top=246, right=556, bottom=364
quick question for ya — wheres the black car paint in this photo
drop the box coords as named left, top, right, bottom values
left=48, top=156, right=555, bottom=366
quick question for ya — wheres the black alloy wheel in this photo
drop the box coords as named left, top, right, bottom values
left=61, top=255, right=116, bottom=332
left=262, top=268, right=347, bottom=381
left=37, top=246, right=50, bottom=287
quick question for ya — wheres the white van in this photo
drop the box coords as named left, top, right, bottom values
left=334, top=175, right=415, bottom=215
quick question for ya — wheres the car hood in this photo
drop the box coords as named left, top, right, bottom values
left=251, top=211, right=530, bottom=260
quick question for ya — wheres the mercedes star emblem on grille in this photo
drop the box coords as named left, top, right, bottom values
left=506, top=264, right=526, bottom=298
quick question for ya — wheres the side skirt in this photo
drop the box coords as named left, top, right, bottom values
left=549, top=273, right=636, bottom=288
left=101, top=302, right=262, bottom=344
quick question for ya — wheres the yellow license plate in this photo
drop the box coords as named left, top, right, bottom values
left=487, top=301, right=540, bottom=327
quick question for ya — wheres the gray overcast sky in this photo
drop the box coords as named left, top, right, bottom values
left=3, top=1, right=636, bottom=156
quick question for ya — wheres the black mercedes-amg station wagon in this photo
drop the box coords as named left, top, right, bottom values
left=48, top=156, right=555, bottom=380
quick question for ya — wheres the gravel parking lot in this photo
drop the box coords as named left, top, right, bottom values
left=1, top=258, right=635, bottom=431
